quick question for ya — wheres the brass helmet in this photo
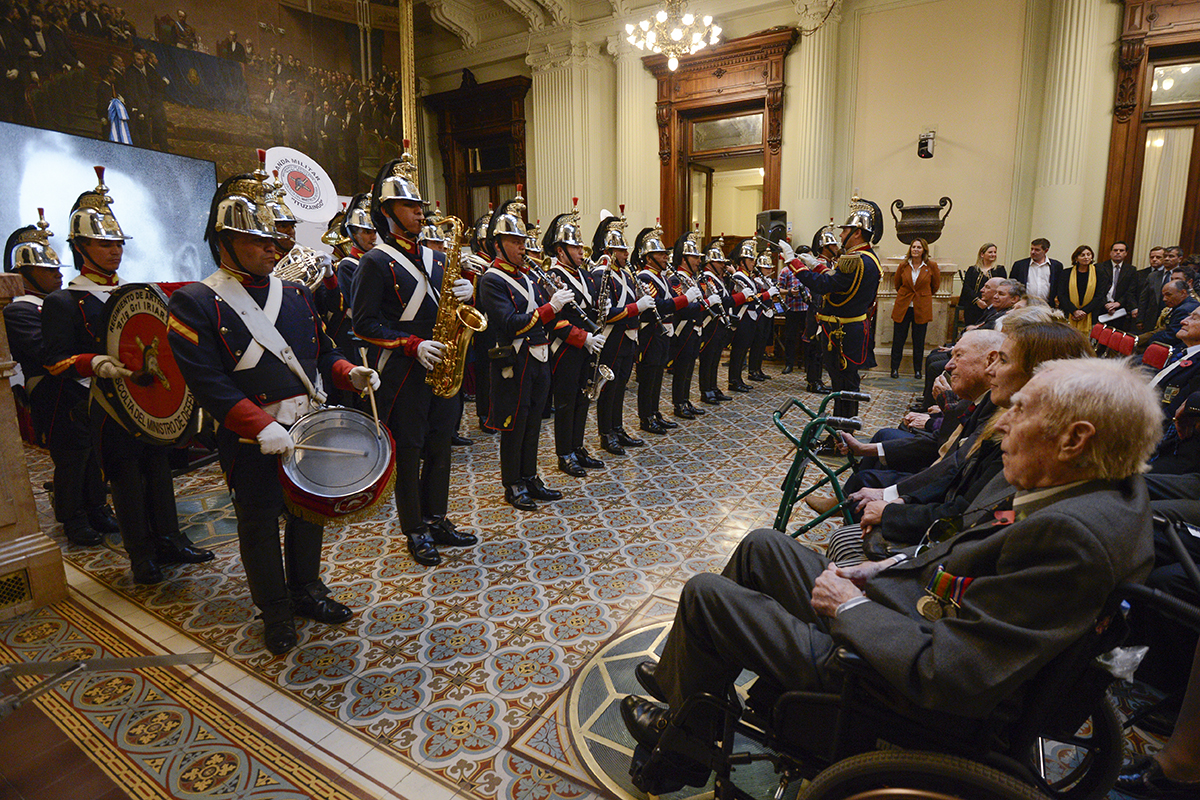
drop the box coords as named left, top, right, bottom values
left=204, top=158, right=284, bottom=264
left=418, top=202, right=446, bottom=245
left=473, top=206, right=493, bottom=245
left=525, top=219, right=543, bottom=255
left=6, top=209, right=61, bottom=271
left=734, top=238, right=757, bottom=262
left=68, top=166, right=131, bottom=242
left=638, top=220, right=667, bottom=258
left=840, top=194, right=884, bottom=245
left=344, top=192, right=374, bottom=232
left=756, top=253, right=774, bottom=271
left=322, top=206, right=351, bottom=249
left=812, top=222, right=840, bottom=253
left=266, top=169, right=299, bottom=227
left=705, top=236, right=728, bottom=263
left=592, top=206, right=628, bottom=254
left=377, top=139, right=423, bottom=204
left=543, top=200, right=584, bottom=253
left=681, top=225, right=703, bottom=257
left=489, top=186, right=527, bottom=241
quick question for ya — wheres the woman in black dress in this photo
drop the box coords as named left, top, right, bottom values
left=957, top=242, right=1005, bottom=327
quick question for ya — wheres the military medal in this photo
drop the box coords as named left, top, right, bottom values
left=916, top=594, right=943, bottom=621
left=918, top=565, right=973, bottom=621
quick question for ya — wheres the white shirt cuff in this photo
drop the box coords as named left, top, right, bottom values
left=874, top=443, right=886, bottom=465
left=836, top=596, right=872, bottom=617
left=883, top=484, right=899, bottom=502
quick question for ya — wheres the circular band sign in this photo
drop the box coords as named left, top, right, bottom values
left=99, top=284, right=195, bottom=446
left=265, top=146, right=338, bottom=222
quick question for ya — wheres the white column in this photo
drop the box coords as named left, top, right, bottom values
left=608, top=34, right=660, bottom=227
left=526, top=38, right=615, bottom=227
left=782, top=3, right=840, bottom=234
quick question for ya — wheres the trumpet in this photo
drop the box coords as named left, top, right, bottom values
left=524, top=255, right=601, bottom=334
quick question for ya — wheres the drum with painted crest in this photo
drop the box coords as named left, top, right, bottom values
left=279, top=407, right=395, bottom=524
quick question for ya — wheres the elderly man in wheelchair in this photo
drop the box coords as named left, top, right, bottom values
left=623, top=357, right=1163, bottom=799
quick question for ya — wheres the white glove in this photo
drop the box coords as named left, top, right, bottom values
left=549, top=287, right=574, bottom=312
left=316, top=252, right=334, bottom=277
left=5, top=69, right=17, bottom=80
left=584, top=333, right=606, bottom=354
left=798, top=252, right=820, bottom=269
left=636, top=295, right=655, bottom=313
left=754, top=278, right=767, bottom=291
left=768, top=285, right=781, bottom=298
left=90, top=355, right=133, bottom=380
left=349, top=365, right=380, bottom=392
left=451, top=277, right=474, bottom=302
left=684, top=286, right=703, bottom=303
left=416, top=339, right=446, bottom=369
left=707, top=294, right=721, bottom=307
left=778, top=240, right=795, bottom=262
left=256, top=421, right=294, bottom=457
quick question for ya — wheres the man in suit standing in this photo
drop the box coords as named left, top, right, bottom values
left=217, top=31, right=246, bottom=63
left=1009, top=237, right=1063, bottom=307
left=1140, top=246, right=1169, bottom=333
left=620, top=357, right=1159, bottom=795
left=1099, top=241, right=1139, bottom=331
left=69, top=0, right=104, bottom=38
left=121, top=48, right=151, bottom=147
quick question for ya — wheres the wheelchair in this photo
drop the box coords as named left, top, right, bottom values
left=772, top=391, right=870, bottom=536
left=629, top=516, right=1200, bottom=800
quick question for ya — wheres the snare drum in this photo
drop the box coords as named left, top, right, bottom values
left=279, top=407, right=395, bottom=524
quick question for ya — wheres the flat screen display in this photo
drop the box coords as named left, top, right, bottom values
left=0, top=122, right=217, bottom=284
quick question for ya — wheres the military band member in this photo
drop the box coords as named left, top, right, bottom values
left=314, top=208, right=356, bottom=407
left=785, top=196, right=883, bottom=418
left=335, top=192, right=376, bottom=315
left=666, top=230, right=712, bottom=419
left=697, top=239, right=740, bottom=404
left=478, top=191, right=574, bottom=510
left=545, top=206, right=607, bottom=476
left=727, top=240, right=778, bottom=392
left=4, top=213, right=116, bottom=546
left=592, top=209, right=654, bottom=454
left=42, top=169, right=214, bottom=585
left=419, top=205, right=472, bottom=448
left=169, top=166, right=378, bottom=654
left=469, top=207, right=496, bottom=433
left=353, top=148, right=479, bottom=567
left=634, top=224, right=701, bottom=435
left=804, top=224, right=839, bottom=394
left=748, top=253, right=778, bottom=381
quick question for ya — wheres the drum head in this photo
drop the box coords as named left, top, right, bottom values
left=282, top=408, right=393, bottom=503
left=98, top=283, right=195, bottom=446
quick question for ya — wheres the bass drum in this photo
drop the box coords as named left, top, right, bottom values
left=279, top=407, right=395, bottom=524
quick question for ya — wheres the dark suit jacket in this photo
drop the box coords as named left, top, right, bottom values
left=1154, top=355, right=1200, bottom=421
left=1009, top=257, right=1064, bottom=304
left=1098, top=260, right=1139, bottom=313
left=1140, top=268, right=1170, bottom=330
left=1149, top=297, right=1200, bottom=348
left=831, top=476, right=1153, bottom=718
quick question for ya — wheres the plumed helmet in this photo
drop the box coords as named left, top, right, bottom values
left=344, top=192, right=374, bottom=232
left=638, top=221, right=667, bottom=257
left=734, top=238, right=757, bottom=262
left=673, top=225, right=703, bottom=264
left=812, top=222, right=840, bottom=253
left=840, top=194, right=884, bottom=245
left=525, top=220, right=543, bottom=255
left=488, top=187, right=528, bottom=243
left=204, top=162, right=284, bottom=263
left=598, top=205, right=629, bottom=252
left=543, top=202, right=585, bottom=253
left=6, top=209, right=61, bottom=272
left=322, top=206, right=351, bottom=249
left=705, top=237, right=728, bottom=263
left=418, top=202, right=446, bottom=244
left=756, top=253, right=774, bottom=271
left=376, top=139, right=423, bottom=204
left=68, top=166, right=130, bottom=242
left=473, top=207, right=493, bottom=247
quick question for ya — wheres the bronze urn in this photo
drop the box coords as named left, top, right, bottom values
left=890, top=197, right=952, bottom=244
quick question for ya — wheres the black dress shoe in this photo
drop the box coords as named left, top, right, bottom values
left=715, top=390, right=732, bottom=401
left=640, top=418, right=668, bottom=435
left=574, top=448, right=605, bottom=469
left=635, top=661, right=667, bottom=702
left=600, top=433, right=626, bottom=456
left=914, top=370, right=922, bottom=379
left=621, top=695, right=674, bottom=751
left=729, top=383, right=752, bottom=393
left=759, top=370, right=772, bottom=380
left=807, top=382, right=831, bottom=394
left=427, top=517, right=478, bottom=547
left=87, top=505, right=120, bottom=534
left=524, top=475, right=563, bottom=501
left=748, top=372, right=766, bottom=382
left=673, top=404, right=697, bottom=419
left=686, top=401, right=705, bottom=415
left=64, top=522, right=104, bottom=547
left=558, top=453, right=587, bottom=477
left=615, top=427, right=645, bottom=447
left=290, top=583, right=353, bottom=624
left=890, top=369, right=899, bottom=379
left=406, top=529, right=442, bottom=566
left=781, top=365, right=794, bottom=374
left=478, top=422, right=497, bottom=435
left=655, top=413, right=678, bottom=429
left=263, top=618, right=298, bottom=655
left=451, top=432, right=474, bottom=446
left=131, top=561, right=164, bottom=585
left=156, top=543, right=215, bottom=565
left=700, top=391, right=720, bottom=405
left=1116, top=756, right=1200, bottom=799
left=505, top=483, right=537, bottom=511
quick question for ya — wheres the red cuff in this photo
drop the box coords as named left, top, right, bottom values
left=788, top=257, right=802, bottom=270
left=566, top=326, right=589, bottom=348
left=223, top=398, right=277, bottom=439
left=537, top=304, right=556, bottom=324
left=625, top=302, right=640, bottom=318
left=732, top=292, right=747, bottom=305
left=760, top=291, right=772, bottom=302
left=403, top=335, right=423, bottom=358
left=672, top=295, right=688, bottom=311
left=814, top=263, right=829, bottom=274
left=322, top=274, right=338, bottom=291
left=331, top=358, right=355, bottom=391
left=75, top=353, right=100, bottom=378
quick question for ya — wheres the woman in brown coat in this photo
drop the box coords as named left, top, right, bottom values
left=890, top=238, right=939, bottom=378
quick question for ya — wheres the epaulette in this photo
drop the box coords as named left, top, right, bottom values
left=836, top=253, right=863, bottom=274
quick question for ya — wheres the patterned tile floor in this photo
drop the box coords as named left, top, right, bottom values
left=3, top=365, right=1165, bottom=799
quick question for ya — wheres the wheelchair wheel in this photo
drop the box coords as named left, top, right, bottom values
left=799, top=750, right=1046, bottom=800
left=1022, top=694, right=1122, bottom=800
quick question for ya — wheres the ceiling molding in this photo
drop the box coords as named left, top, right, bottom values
left=500, top=0, right=548, bottom=30
left=426, top=0, right=480, bottom=48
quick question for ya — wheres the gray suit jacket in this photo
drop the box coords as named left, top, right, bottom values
left=830, top=476, right=1152, bottom=718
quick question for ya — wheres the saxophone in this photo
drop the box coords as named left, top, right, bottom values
left=425, top=215, right=488, bottom=397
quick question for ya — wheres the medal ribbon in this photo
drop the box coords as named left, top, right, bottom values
left=925, top=565, right=973, bottom=607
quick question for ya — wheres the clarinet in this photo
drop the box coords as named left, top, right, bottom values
left=524, top=255, right=601, bottom=334
left=630, top=265, right=671, bottom=336
left=701, top=271, right=735, bottom=330
left=670, top=264, right=731, bottom=329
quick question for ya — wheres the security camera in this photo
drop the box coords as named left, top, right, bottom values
left=918, top=131, right=935, bottom=159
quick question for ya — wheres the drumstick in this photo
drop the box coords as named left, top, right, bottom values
left=360, top=347, right=382, bottom=439
left=237, top=438, right=367, bottom=456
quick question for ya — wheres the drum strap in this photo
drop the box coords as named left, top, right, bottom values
left=201, top=270, right=326, bottom=405
left=68, top=274, right=124, bottom=300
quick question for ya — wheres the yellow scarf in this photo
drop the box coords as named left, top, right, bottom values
left=1067, top=266, right=1097, bottom=332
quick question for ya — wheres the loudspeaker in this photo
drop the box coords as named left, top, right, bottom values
left=756, top=209, right=787, bottom=247
left=918, top=131, right=935, bottom=159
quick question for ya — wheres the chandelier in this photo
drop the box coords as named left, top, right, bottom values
left=625, top=0, right=721, bottom=72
